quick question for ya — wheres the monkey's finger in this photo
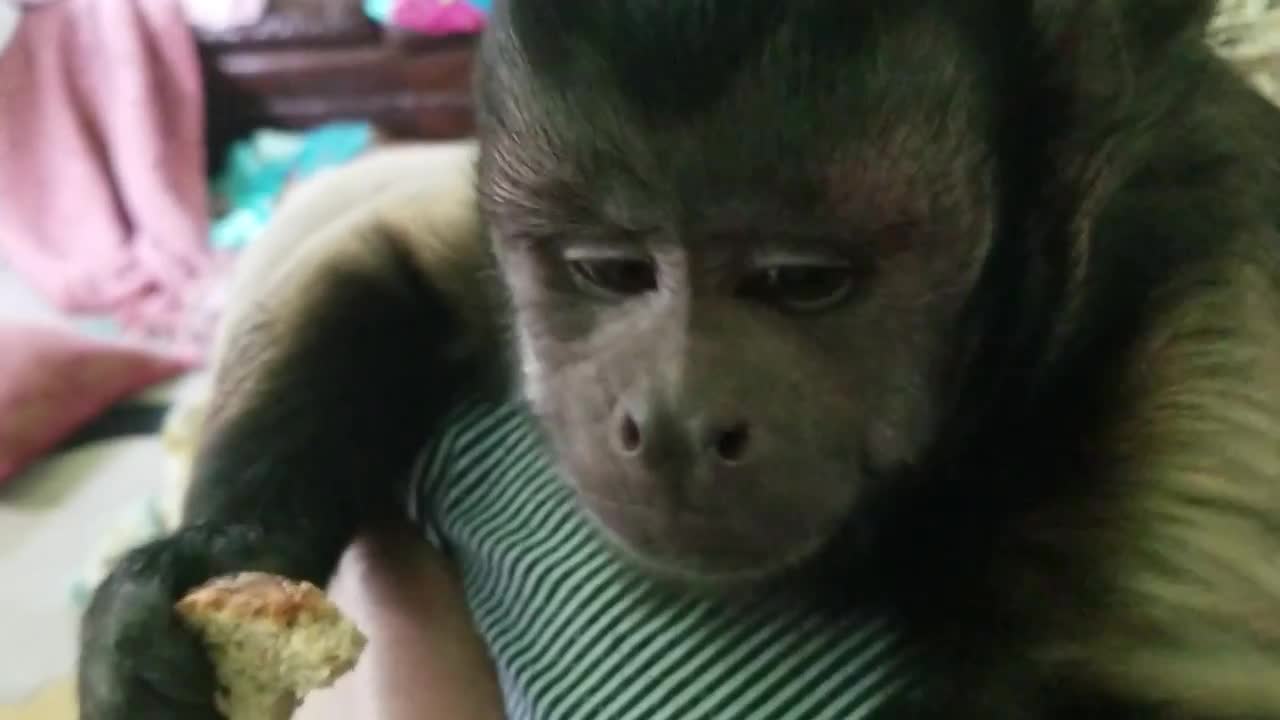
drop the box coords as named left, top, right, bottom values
left=131, top=623, right=221, bottom=707
left=125, top=677, right=225, bottom=720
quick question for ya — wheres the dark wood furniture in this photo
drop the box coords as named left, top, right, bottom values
left=197, top=0, right=478, bottom=169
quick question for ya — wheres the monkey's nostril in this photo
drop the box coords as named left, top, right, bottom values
left=714, top=423, right=751, bottom=464
left=618, top=412, right=643, bottom=454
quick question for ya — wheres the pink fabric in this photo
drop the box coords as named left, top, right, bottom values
left=0, top=0, right=214, bottom=354
left=390, top=0, right=486, bottom=37
left=0, top=323, right=195, bottom=484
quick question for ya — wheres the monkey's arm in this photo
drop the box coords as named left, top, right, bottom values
left=185, top=190, right=500, bottom=575
left=78, top=154, right=504, bottom=718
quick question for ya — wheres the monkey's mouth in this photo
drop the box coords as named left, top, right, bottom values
left=575, top=491, right=839, bottom=583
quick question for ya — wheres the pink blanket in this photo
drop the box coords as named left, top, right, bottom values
left=0, top=0, right=214, bottom=353
left=0, top=322, right=195, bottom=484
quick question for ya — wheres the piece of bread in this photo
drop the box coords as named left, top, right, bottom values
left=175, top=572, right=367, bottom=720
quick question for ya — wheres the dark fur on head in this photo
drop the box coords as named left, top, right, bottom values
left=479, top=0, right=1017, bottom=582
left=471, top=0, right=1233, bottom=581
left=503, top=0, right=788, bottom=115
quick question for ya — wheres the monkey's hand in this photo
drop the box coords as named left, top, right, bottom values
left=77, top=524, right=312, bottom=720
left=77, top=145, right=496, bottom=718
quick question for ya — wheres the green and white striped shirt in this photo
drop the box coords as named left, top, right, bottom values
left=411, top=398, right=920, bottom=720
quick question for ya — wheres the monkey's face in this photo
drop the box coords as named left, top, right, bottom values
left=479, top=6, right=1001, bottom=584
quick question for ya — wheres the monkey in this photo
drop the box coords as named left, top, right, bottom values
left=76, top=0, right=1280, bottom=718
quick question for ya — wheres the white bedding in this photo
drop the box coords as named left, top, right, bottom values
left=0, top=437, right=170, bottom=703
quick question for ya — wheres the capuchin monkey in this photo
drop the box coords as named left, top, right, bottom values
left=78, top=0, right=1280, bottom=718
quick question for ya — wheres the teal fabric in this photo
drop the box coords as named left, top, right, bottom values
left=363, top=0, right=393, bottom=24
left=209, top=122, right=373, bottom=251
left=412, top=397, right=921, bottom=719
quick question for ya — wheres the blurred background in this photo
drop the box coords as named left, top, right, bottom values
left=0, top=1, right=486, bottom=716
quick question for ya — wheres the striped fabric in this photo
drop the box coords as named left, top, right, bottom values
left=410, top=397, right=922, bottom=720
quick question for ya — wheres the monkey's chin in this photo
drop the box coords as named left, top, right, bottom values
left=577, top=497, right=839, bottom=591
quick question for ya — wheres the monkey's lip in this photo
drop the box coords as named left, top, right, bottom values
left=576, top=490, right=834, bottom=570
left=577, top=490, right=732, bottom=525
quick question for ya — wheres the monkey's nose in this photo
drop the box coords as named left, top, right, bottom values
left=612, top=402, right=753, bottom=466
left=616, top=410, right=643, bottom=455
left=710, top=422, right=751, bottom=464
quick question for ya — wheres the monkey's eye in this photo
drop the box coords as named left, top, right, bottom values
left=739, top=263, right=857, bottom=312
left=567, top=257, right=658, bottom=298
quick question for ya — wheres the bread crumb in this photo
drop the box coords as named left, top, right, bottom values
left=176, top=572, right=367, bottom=720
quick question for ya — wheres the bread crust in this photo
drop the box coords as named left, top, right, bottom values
left=176, top=572, right=367, bottom=720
